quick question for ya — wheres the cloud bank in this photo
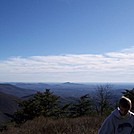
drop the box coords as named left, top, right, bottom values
left=0, top=47, right=134, bottom=82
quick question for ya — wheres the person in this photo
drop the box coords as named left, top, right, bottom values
left=98, top=96, right=134, bottom=134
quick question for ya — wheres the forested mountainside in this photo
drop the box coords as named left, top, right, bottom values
left=0, top=84, right=37, bottom=126
left=0, top=92, right=20, bottom=126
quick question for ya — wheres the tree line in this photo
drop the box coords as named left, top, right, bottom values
left=13, top=84, right=134, bottom=124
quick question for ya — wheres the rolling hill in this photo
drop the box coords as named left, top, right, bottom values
left=0, top=84, right=37, bottom=98
left=0, top=91, right=20, bottom=126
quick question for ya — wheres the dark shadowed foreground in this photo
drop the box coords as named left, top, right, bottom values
left=0, top=116, right=104, bottom=134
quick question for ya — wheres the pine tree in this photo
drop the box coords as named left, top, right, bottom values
left=13, top=89, right=61, bottom=124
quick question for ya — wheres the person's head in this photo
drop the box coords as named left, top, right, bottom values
left=119, top=96, right=132, bottom=116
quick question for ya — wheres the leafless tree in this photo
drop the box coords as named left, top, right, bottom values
left=93, top=84, right=113, bottom=116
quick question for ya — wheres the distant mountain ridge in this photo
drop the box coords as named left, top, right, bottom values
left=13, top=82, right=95, bottom=97
left=0, top=84, right=37, bottom=97
left=11, top=82, right=134, bottom=97
left=1, top=82, right=134, bottom=98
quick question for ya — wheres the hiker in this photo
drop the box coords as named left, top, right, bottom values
left=98, top=96, right=134, bottom=134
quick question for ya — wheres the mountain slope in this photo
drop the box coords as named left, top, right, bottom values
left=0, top=91, right=20, bottom=125
left=0, top=84, right=37, bottom=97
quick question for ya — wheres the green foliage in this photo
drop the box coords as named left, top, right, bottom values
left=13, top=98, right=38, bottom=124
left=13, top=85, right=116, bottom=124
left=69, top=94, right=92, bottom=117
left=33, top=89, right=60, bottom=117
left=13, top=89, right=62, bottom=124
left=13, top=89, right=94, bottom=124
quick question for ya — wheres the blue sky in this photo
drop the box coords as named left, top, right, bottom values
left=1, top=0, right=134, bottom=83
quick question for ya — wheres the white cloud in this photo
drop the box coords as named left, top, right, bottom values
left=0, top=47, right=134, bottom=82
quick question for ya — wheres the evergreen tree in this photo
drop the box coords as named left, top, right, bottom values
left=13, top=89, right=61, bottom=124
left=69, top=94, right=92, bottom=117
